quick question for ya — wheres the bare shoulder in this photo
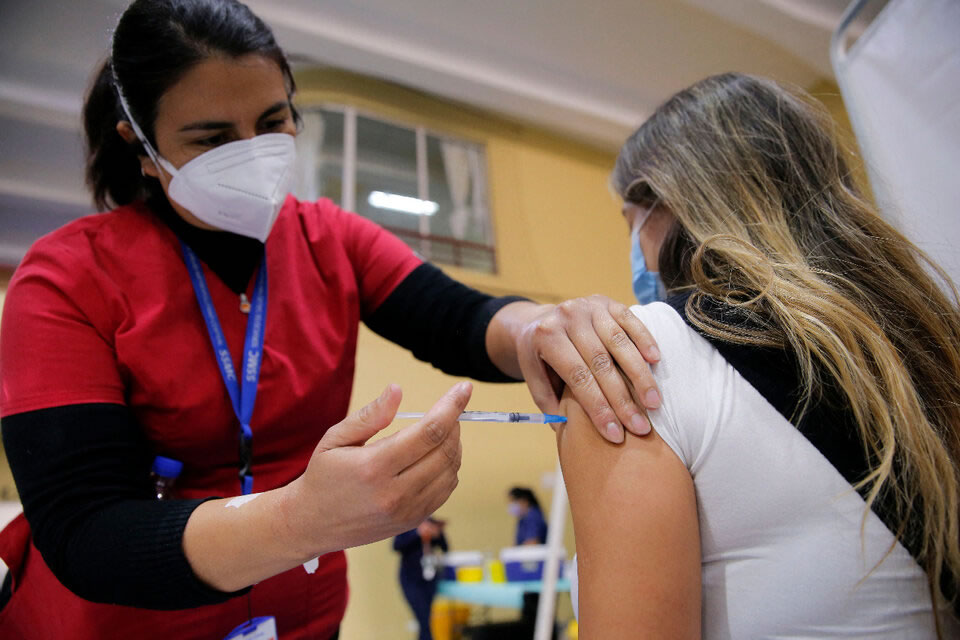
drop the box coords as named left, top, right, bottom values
left=558, top=387, right=702, bottom=639
left=557, top=387, right=683, bottom=485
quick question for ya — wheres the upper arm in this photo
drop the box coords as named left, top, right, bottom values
left=337, top=205, right=422, bottom=315
left=364, top=262, right=525, bottom=381
left=0, top=404, right=232, bottom=608
left=558, top=388, right=701, bottom=639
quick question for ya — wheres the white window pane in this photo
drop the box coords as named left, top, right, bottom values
left=317, top=109, right=344, bottom=204
left=293, top=108, right=344, bottom=204
left=301, top=106, right=497, bottom=273
left=354, top=116, right=421, bottom=235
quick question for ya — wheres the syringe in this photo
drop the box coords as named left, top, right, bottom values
left=394, top=411, right=566, bottom=424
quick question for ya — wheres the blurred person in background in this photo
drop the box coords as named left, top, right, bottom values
left=394, top=517, right=449, bottom=640
left=508, top=487, right=547, bottom=545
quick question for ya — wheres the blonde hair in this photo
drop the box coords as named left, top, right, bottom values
left=614, top=73, right=960, bottom=632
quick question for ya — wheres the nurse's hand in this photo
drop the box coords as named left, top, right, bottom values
left=494, top=296, right=660, bottom=444
left=282, top=381, right=469, bottom=557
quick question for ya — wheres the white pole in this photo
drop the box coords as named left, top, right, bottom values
left=533, top=461, right=567, bottom=640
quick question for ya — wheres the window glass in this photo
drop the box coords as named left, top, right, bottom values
left=354, top=116, right=420, bottom=236
left=292, top=108, right=343, bottom=204
left=426, top=135, right=494, bottom=272
left=317, top=109, right=344, bottom=204
left=293, top=106, right=495, bottom=273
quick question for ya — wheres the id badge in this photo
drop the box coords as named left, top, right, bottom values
left=224, top=616, right=278, bottom=640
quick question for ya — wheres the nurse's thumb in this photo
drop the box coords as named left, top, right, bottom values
left=316, top=384, right=402, bottom=452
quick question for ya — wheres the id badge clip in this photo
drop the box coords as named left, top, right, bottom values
left=224, top=616, right=278, bottom=640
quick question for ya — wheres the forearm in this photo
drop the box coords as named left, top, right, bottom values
left=485, top=300, right=553, bottom=379
left=366, top=263, right=529, bottom=381
left=4, top=404, right=252, bottom=608
left=182, top=484, right=315, bottom=593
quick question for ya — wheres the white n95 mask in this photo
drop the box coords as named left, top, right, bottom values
left=157, top=134, right=295, bottom=242
left=116, top=90, right=295, bottom=242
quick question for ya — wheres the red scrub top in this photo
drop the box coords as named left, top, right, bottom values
left=0, top=195, right=422, bottom=639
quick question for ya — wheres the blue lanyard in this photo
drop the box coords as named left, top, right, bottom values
left=181, top=242, right=267, bottom=495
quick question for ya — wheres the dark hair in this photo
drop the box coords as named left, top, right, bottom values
left=508, top=487, right=541, bottom=511
left=84, top=0, right=299, bottom=210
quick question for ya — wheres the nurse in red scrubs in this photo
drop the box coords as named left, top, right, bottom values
left=0, top=1, right=661, bottom=638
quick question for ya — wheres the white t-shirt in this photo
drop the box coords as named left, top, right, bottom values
left=571, top=301, right=958, bottom=639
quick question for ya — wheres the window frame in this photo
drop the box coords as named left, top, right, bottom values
left=300, top=103, right=497, bottom=273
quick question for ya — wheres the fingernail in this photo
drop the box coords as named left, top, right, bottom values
left=631, top=413, right=651, bottom=435
left=647, top=345, right=661, bottom=361
left=644, top=389, right=661, bottom=409
left=456, top=381, right=472, bottom=394
left=606, top=422, right=624, bottom=444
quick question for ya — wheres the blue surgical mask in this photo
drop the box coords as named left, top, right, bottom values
left=631, top=224, right=665, bottom=305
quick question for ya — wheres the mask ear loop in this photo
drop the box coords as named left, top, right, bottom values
left=112, top=68, right=174, bottom=177
left=632, top=198, right=660, bottom=233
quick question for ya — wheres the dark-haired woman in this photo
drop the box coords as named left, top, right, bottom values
left=483, top=487, right=549, bottom=640
left=559, top=73, right=960, bottom=639
left=393, top=518, right=448, bottom=640
left=507, top=487, right=547, bottom=546
left=0, top=1, right=662, bottom=638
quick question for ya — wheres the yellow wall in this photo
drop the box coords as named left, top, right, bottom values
left=293, top=69, right=629, bottom=638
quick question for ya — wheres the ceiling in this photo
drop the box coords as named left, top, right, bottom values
left=0, top=0, right=861, bottom=265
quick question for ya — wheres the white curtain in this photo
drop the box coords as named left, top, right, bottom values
left=832, top=0, right=960, bottom=284
left=440, top=140, right=472, bottom=240
left=293, top=111, right=326, bottom=202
